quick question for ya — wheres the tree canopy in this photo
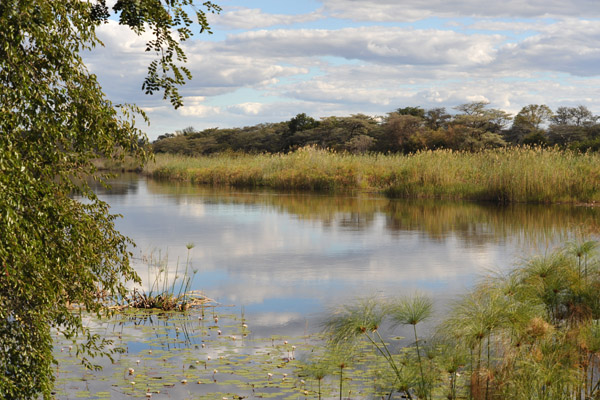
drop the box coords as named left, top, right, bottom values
left=154, top=103, right=600, bottom=155
left=0, top=1, right=219, bottom=397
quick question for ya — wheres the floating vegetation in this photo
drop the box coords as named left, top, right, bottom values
left=123, top=244, right=213, bottom=311
left=53, top=303, right=415, bottom=399
left=126, top=288, right=209, bottom=311
left=53, top=308, right=321, bottom=399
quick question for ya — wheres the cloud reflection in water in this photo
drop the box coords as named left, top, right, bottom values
left=99, top=175, right=598, bottom=336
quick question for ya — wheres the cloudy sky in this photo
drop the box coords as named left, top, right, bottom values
left=85, top=0, right=600, bottom=140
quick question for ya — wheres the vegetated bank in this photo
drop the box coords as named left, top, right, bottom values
left=145, top=146, right=600, bottom=204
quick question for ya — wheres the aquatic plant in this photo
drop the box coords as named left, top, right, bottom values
left=299, top=360, right=332, bottom=400
left=323, top=296, right=430, bottom=399
left=127, top=246, right=207, bottom=311
left=435, top=240, right=600, bottom=400
left=53, top=239, right=600, bottom=399
left=318, top=239, right=600, bottom=400
left=53, top=308, right=319, bottom=399
left=389, top=295, right=434, bottom=400
left=567, top=239, right=598, bottom=281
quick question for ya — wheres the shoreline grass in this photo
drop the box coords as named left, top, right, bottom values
left=144, top=146, right=600, bottom=204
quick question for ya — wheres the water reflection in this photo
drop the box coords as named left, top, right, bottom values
left=98, top=176, right=599, bottom=337
left=143, top=178, right=599, bottom=244
left=384, top=200, right=599, bottom=246
left=87, top=172, right=141, bottom=196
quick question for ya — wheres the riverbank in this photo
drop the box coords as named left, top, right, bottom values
left=144, top=147, right=600, bottom=203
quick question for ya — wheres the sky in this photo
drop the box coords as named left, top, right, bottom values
left=85, top=0, right=600, bottom=140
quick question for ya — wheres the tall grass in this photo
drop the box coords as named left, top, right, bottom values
left=146, top=146, right=600, bottom=203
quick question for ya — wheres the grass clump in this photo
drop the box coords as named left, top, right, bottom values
left=145, top=146, right=600, bottom=203
left=125, top=244, right=209, bottom=311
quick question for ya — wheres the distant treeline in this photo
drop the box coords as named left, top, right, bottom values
left=153, top=102, right=600, bottom=155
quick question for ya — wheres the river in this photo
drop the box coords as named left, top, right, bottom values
left=54, top=173, right=599, bottom=399
left=99, top=175, right=598, bottom=330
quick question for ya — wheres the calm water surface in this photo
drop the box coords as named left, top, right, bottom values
left=53, top=174, right=599, bottom=399
left=97, top=174, right=599, bottom=335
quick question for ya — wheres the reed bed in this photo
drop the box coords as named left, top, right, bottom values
left=145, top=146, right=600, bottom=203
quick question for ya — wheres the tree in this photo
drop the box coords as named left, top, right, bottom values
left=381, top=113, right=427, bottom=153
left=287, top=113, right=320, bottom=134
left=551, top=105, right=598, bottom=127
left=453, top=101, right=512, bottom=134
left=505, top=104, right=552, bottom=144
left=0, top=1, right=219, bottom=398
left=514, top=104, right=553, bottom=130
left=451, top=102, right=511, bottom=150
left=396, top=106, right=426, bottom=119
left=182, top=126, right=197, bottom=136
left=424, top=107, right=451, bottom=130
left=548, top=106, right=599, bottom=146
left=284, top=113, right=320, bottom=149
left=346, top=134, right=375, bottom=153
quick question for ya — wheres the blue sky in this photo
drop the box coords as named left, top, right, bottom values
left=86, top=1, right=600, bottom=140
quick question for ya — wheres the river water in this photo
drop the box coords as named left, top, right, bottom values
left=53, top=174, right=598, bottom=399
left=95, top=174, right=599, bottom=336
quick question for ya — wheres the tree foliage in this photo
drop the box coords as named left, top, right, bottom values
left=506, top=104, right=553, bottom=144
left=154, top=103, right=600, bottom=155
left=0, top=0, right=218, bottom=397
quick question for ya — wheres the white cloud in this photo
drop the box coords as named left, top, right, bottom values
left=228, top=102, right=266, bottom=115
left=84, top=21, right=151, bottom=99
left=181, top=49, right=308, bottom=92
left=284, top=80, right=394, bottom=105
left=179, top=105, right=221, bottom=117
left=219, top=27, right=503, bottom=66
left=177, top=96, right=221, bottom=117
left=83, top=5, right=600, bottom=139
left=465, top=20, right=551, bottom=32
left=320, top=0, right=600, bottom=21
left=94, top=20, right=154, bottom=53
left=213, top=7, right=322, bottom=30
left=494, top=19, right=600, bottom=77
